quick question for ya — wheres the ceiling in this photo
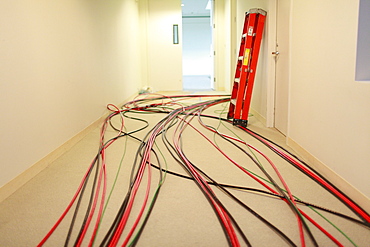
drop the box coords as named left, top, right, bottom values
left=182, top=0, right=211, bottom=17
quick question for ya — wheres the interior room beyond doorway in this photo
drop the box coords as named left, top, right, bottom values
left=182, top=0, right=213, bottom=91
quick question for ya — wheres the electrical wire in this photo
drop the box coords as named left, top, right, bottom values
left=37, top=94, right=369, bottom=247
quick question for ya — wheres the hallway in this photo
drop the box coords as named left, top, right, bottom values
left=1, top=93, right=369, bottom=246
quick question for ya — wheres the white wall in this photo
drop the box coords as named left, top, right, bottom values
left=0, top=0, right=142, bottom=188
left=289, top=0, right=370, bottom=197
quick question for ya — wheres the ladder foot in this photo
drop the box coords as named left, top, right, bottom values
left=233, top=119, right=248, bottom=128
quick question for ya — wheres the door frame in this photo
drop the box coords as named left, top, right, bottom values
left=265, top=0, right=277, bottom=128
left=266, top=0, right=291, bottom=135
left=272, top=0, right=291, bottom=135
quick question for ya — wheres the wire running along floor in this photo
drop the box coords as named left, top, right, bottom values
left=1, top=93, right=369, bottom=247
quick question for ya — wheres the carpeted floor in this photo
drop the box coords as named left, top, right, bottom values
left=0, top=93, right=369, bottom=247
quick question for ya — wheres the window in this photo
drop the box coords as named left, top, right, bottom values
left=355, top=0, right=370, bottom=81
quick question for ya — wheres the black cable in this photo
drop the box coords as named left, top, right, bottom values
left=127, top=147, right=164, bottom=247
left=101, top=107, right=183, bottom=245
left=160, top=105, right=256, bottom=246
left=58, top=95, right=369, bottom=246
left=72, top=154, right=101, bottom=246
left=155, top=104, right=248, bottom=245
left=197, top=116, right=318, bottom=246
left=166, top=107, right=298, bottom=246
left=64, top=154, right=99, bottom=247
left=188, top=105, right=370, bottom=226
left=240, top=125, right=370, bottom=225
left=78, top=112, right=140, bottom=245
left=124, top=102, right=315, bottom=246
left=129, top=98, right=366, bottom=245
left=63, top=110, right=153, bottom=246
left=146, top=161, right=370, bottom=228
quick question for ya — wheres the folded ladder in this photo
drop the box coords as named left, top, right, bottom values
left=227, top=8, right=267, bottom=127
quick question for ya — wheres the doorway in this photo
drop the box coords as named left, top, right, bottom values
left=181, top=0, right=214, bottom=91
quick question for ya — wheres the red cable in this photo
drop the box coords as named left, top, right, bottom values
left=108, top=149, right=150, bottom=246
left=75, top=160, right=106, bottom=246
left=38, top=97, right=228, bottom=246
left=77, top=105, right=125, bottom=246
left=200, top=121, right=344, bottom=246
left=37, top=156, right=100, bottom=246
left=242, top=127, right=370, bottom=223
left=77, top=107, right=124, bottom=245
left=197, top=116, right=307, bottom=246
left=109, top=112, right=173, bottom=246
left=196, top=104, right=347, bottom=245
left=183, top=107, right=344, bottom=246
left=299, top=210, right=344, bottom=247
left=87, top=165, right=107, bottom=246
left=38, top=95, right=354, bottom=246
left=173, top=110, right=240, bottom=246
left=172, top=121, right=240, bottom=246
left=121, top=162, right=152, bottom=246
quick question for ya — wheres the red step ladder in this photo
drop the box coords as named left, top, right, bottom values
left=227, top=8, right=267, bottom=127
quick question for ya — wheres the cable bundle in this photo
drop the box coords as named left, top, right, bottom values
left=37, top=94, right=370, bottom=247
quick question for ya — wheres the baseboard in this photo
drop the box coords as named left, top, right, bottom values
left=0, top=114, right=107, bottom=203
left=287, top=137, right=370, bottom=213
left=250, top=108, right=267, bottom=126
left=0, top=94, right=137, bottom=203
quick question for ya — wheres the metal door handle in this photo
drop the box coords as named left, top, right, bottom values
left=272, top=51, right=280, bottom=55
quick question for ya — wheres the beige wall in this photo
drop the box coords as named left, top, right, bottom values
left=289, top=0, right=370, bottom=197
left=0, top=0, right=142, bottom=188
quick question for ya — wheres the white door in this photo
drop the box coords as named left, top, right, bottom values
left=146, top=0, right=183, bottom=91
left=274, top=0, right=290, bottom=136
